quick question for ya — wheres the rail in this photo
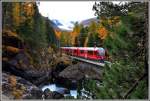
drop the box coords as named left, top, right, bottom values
left=70, top=56, right=105, bottom=67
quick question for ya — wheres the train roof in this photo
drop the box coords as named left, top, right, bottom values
left=61, top=47, right=104, bottom=51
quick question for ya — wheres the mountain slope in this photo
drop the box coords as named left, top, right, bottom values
left=80, top=17, right=99, bottom=27
left=51, top=19, right=74, bottom=31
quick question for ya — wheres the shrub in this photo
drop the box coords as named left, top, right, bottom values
left=8, top=75, right=17, bottom=88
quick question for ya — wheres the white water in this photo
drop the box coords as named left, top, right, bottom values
left=42, top=84, right=77, bottom=98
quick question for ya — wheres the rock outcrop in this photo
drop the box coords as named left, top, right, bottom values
left=2, top=72, right=43, bottom=99
left=59, top=62, right=103, bottom=81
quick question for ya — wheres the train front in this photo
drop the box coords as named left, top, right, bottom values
left=97, top=47, right=106, bottom=63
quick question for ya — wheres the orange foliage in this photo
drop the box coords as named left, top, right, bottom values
left=8, top=76, right=17, bottom=87
left=12, top=89, right=23, bottom=99
left=3, top=46, right=20, bottom=53
left=55, top=30, right=61, bottom=39
left=97, top=26, right=108, bottom=39
left=8, top=75, right=25, bottom=99
left=97, top=16, right=120, bottom=40
left=71, top=31, right=78, bottom=37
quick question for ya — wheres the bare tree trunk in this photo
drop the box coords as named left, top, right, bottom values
left=84, top=32, right=91, bottom=47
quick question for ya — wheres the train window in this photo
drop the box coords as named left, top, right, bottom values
left=95, top=51, right=99, bottom=55
left=93, top=51, right=97, bottom=55
left=80, top=50, right=84, bottom=54
left=88, top=51, right=93, bottom=55
left=98, top=49, right=105, bottom=56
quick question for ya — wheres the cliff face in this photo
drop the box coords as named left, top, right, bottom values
left=2, top=2, right=62, bottom=99
left=2, top=2, right=59, bottom=69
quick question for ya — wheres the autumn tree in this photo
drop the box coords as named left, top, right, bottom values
left=97, top=25, right=108, bottom=40
left=78, top=26, right=88, bottom=47
left=72, top=22, right=81, bottom=46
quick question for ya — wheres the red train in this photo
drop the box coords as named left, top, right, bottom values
left=61, top=47, right=107, bottom=62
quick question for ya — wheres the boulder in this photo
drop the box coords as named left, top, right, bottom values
left=43, top=88, right=53, bottom=99
left=59, top=62, right=103, bottom=81
left=30, top=87, right=43, bottom=99
left=43, top=88, right=65, bottom=99
left=52, top=91, right=64, bottom=99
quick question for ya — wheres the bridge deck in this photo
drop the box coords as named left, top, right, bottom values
left=70, top=56, right=105, bottom=67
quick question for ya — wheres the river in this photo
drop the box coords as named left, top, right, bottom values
left=41, top=79, right=95, bottom=99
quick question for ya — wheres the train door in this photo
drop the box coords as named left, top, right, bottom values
left=72, top=49, right=74, bottom=56
left=85, top=50, right=87, bottom=58
left=80, top=50, right=84, bottom=57
left=77, top=48, right=79, bottom=56
left=75, top=49, right=77, bottom=56
left=87, top=50, right=93, bottom=59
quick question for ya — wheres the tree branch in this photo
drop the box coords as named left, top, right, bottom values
left=123, top=73, right=147, bottom=99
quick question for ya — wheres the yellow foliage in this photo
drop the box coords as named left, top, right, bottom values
left=108, top=19, right=113, bottom=25
left=8, top=76, right=17, bottom=88
left=3, top=29, right=18, bottom=38
left=12, top=89, right=23, bottom=99
left=113, top=16, right=120, bottom=20
left=11, top=2, right=35, bottom=27
left=108, top=16, right=120, bottom=26
left=47, top=47, right=54, bottom=54
left=20, top=85, right=26, bottom=91
left=89, top=21, right=97, bottom=32
left=73, top=26, right=80, bottom=34
left=70, top=31, right=79, bottom=45
left=12, top=3, right=20, bottom=27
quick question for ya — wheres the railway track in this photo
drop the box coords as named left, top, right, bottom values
left=70, top=56, right=111, bottom=67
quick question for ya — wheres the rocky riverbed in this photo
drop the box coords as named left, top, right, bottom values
left=2, top=50, right=103, bottom=99
left=2, top=72, right=66, bottom=99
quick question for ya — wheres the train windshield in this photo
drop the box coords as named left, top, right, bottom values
left=98, top=48, right=105, bottom=56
